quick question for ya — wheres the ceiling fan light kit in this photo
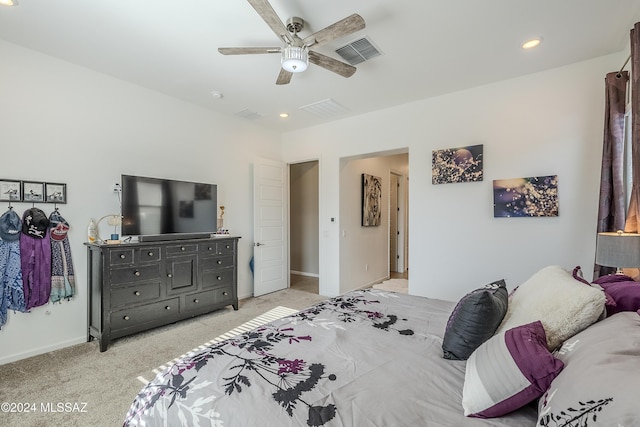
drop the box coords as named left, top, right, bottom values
left=218, top=0, right=365, bottom=85
left=281, top=45, right=308, bottom=72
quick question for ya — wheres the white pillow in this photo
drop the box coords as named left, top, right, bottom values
left=495, top=265, right=605, bottom=350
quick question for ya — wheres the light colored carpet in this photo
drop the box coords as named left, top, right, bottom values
left=140, top=306, right=299, bottom=384
left=372, top=278, right=408, bottom=293
left=0, top=288, right=326, bottom=427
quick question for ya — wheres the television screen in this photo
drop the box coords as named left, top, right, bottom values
left=121, top=175, right=217, bottom=238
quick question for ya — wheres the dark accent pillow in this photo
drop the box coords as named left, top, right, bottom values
left=442, top=279, right=508, bottom=360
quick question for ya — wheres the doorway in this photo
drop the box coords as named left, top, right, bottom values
left=289, top=161, right=319, bottom=294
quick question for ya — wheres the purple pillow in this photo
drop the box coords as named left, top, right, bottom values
left=594, top=279, right=640, bottom=315
left=462, top=321, right=564, bottom=418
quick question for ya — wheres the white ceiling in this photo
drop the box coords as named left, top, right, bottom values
left=1, top=0, right=639, bottom=133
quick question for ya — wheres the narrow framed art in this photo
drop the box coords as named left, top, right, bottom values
left=362, top=173, right=382, bottom=226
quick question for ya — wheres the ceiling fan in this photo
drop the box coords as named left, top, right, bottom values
left=218, top=0, right=365, bottom=85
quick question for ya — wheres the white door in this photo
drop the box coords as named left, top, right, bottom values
left=253, top=158, right=287, bottom=296
left=389, top=173, right=399, bottom=272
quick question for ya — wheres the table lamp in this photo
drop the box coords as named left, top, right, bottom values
left=595, top=230, right=640, bottom=274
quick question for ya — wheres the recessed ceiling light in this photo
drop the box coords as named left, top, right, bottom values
left=0, top=0, right=18, bottom=6
left=522, top=38, right=542, bottom=50
left=279, top=113, right=289, bottom=118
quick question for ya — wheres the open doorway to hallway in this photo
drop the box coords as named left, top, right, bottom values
left=289, top=160, right=320, bottom=295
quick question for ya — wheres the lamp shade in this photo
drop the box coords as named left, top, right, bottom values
left=281, top=46, right=308, bottom=73
left=595, top=231, right=640, bottom=269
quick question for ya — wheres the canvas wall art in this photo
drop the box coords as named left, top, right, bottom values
left=493, top=175, right=558, bottom=218
left=362, top=173, right=382, bottom=226
left=432, top=144, right=483, bottom=184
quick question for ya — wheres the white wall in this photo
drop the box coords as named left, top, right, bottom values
left=0, top=40, right=281, bottom=364
left=282, top=52, right=626, bottom=301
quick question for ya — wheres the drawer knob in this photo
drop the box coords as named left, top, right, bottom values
left=167, top=273, right=173, bottom=278
left=225, top=245, right=230, bottom=249
left=193, top=299, right=199, bottom=303
left=120, top=254, right=126, bottom=259
left=223, top=291, right=228, bottom=296
left=134, top=270, right=141, bottom=277
left=148, top=252, right=154, bottom=257
left=134, top=291, right=141, bottom=296
left=180, top=246, right=185, bottom=251
left=217, top=276, right=222, bottom=281
left=217, top=260, right=222, bottom=265
left=165, top=306, right=171, bottom=310
left=124, top=315, right=130, bottom=321
left=208, top=247, right=213, bottom=251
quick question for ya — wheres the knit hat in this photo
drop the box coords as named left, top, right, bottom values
left=22, top=207, right=49, bottom=239
left=0, top=209, right=21, bottom=241
left=49, top=211, right=70, bottom=241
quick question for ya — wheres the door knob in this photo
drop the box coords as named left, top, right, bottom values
left=255, top=242, right=264, bottom=246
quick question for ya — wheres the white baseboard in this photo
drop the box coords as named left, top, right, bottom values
left=0, top=336, right=88, bottom=366
left=290, top=270, right=319, bottom=278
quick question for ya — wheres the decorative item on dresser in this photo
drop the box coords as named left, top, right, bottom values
left=85, top=236, right=240, bottom=351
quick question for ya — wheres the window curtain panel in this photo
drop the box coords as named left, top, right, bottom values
left=624, top=22, right=640, bottom=233
left=594, top=71, right=629, bottom=279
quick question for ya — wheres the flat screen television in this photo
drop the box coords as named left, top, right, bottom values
left=121, top=174, right=218, bottom=241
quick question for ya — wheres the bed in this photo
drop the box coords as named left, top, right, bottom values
left=123, top=266, right=640, bottom=427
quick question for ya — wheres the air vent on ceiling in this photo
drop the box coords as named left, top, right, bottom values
left=335, top=36, right=382, bottom=66
left=234, top=108, right=262, bottom=120
left=299, top=98, right=350, bottom=118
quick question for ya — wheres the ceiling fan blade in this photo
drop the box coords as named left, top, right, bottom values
left=303, top=13, right=365, bottom=48
left=276, top=68, right=293, bottom=85
left=218, top=47, right=281, bottom=55
left=247, top=0, right=292, bottom=44
left=308, top=51, right=356, bottom=78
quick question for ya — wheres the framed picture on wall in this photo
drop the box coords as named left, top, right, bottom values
left=362, top=173, right=382, bottom=226
left=493, top=175, right=559, bottom=217
left=45, top=182, right=67, bottom=204
left=432, top=144, right=484, bottom=184
left=22, top=181, right=45, bottom=203
left=0, top=179, right=21, bottom=202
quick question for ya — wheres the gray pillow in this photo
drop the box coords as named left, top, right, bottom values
left=538, top=311, right=640, bottom=426
left=442, top=280, right=508, bottom=360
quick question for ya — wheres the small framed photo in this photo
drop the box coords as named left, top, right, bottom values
left=23, top=181, right=45, bottom=203
left=0, top=179, right=21, bottom=202
left=45, top=182, right=67, bottom=204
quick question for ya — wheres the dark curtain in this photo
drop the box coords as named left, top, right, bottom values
left=594, top=71, right=629, bottom=279
left=624, top=22, right=640, bottom=233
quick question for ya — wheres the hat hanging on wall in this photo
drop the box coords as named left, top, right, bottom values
left=22, top=207, right=50, bottom=239
left=49, top=211, right=70, bottom=241
left=0, top=209, right=21, bottom=241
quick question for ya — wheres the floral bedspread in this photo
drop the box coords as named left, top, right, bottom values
left=123, top=289, right=537, bottom=427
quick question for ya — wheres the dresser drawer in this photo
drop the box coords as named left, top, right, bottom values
left=111, top=298, right=180, bottom=331
left=199, top=240, right=236, bottom=256
left=110, top=264, right=161, bottom=285
left=110, top=249, right=135, bottom=265
left=184, top=286, right=234, bottom=312
left=201, top=255, right=235, bottom=270
left=111, top=282, right=161, bottom=308
left=202, top=267, right=235, bottom=288
left=166, top=244, right=198, bottom=257
left=137, top=247, right=161, bottom=262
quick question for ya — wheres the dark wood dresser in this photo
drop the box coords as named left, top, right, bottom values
left=86, top=236, right=240, bottom=351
